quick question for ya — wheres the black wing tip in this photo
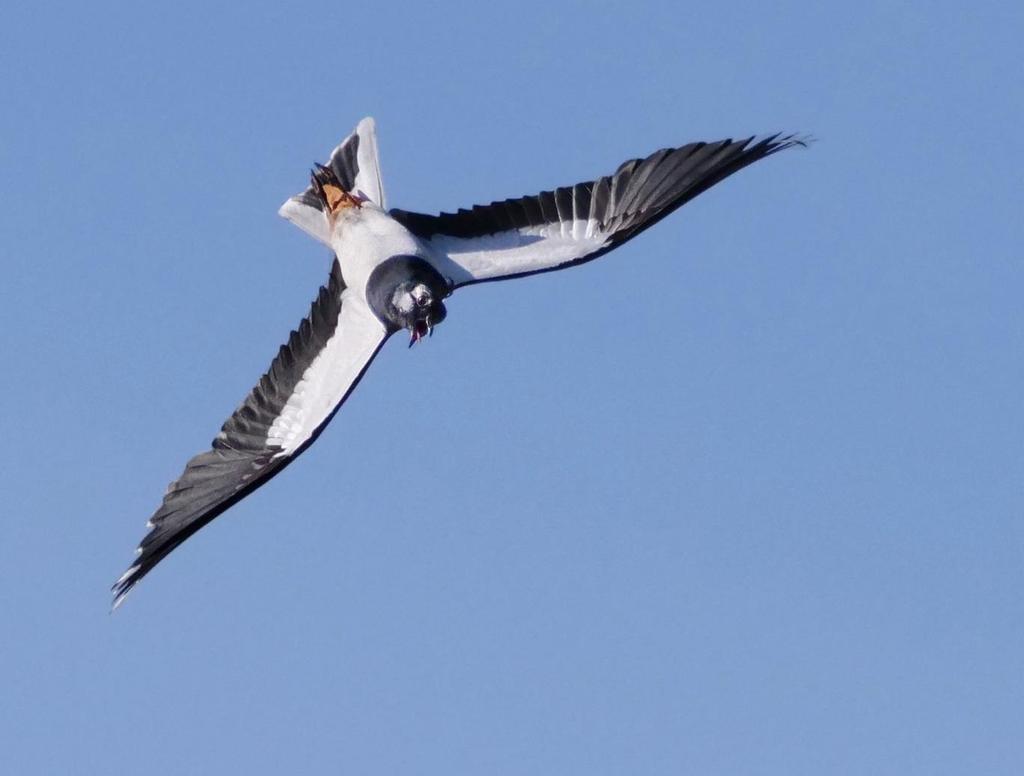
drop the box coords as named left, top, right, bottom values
left=755, top=132, right=814, bottom=154
left=111, top=560, right=143, bottom=611
left=111, top=524, right=160, bottom=610
left=110, top=259, right=350, bottom=612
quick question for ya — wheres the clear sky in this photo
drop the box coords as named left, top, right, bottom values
left=2, top=1, right=1022, bottom=773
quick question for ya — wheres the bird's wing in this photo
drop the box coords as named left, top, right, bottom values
left=112, top=258, right=389, bottom=608
left=393, top=135, right=804, bottom=288
left=279, top=117, right=386, bottom=245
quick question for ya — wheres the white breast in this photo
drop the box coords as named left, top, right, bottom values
left=330, top=205, right=424, bottom=300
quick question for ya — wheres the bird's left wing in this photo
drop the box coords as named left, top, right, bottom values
left=392, top=134, right=804, bottom=288
left=112, top=258, right=389, bottom=608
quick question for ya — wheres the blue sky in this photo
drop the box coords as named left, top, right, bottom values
left=2, top=1, right=1022, bottom=773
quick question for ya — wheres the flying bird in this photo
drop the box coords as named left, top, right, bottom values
left=112, top=118, right=805, bottom=608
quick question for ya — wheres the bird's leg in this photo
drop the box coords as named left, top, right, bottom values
left=311, top=164, right=363, bottom=215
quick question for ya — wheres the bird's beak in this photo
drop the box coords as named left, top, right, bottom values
left=408, top=318, right=430, bottom=347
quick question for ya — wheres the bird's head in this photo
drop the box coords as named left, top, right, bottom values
left=390, top=278, right=448, bottom=346
left=367, top=255, right=452, bottom=346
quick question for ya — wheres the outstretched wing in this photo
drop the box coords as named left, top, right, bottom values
left=112, top=258, right=389, bottom=608
left=393, top=134, right=804, bottom=287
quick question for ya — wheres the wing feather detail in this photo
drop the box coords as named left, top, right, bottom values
left=112, top=258, right=389, bottom=607
left=394, top=134, right=805, bottom=286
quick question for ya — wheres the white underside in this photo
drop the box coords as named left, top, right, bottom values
left=279, top=117, right=623, bottom=287
left=424, top=218, right=610, bottom=284
left=279, top=198, right=331, bottom=246
left=266, top=291, right=387, bottom=453
left=331, top=204, right=427, bottom=297
left=352, top=117, right=385, bottom=208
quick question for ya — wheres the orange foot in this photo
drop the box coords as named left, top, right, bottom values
left=321, top=182, right=362, bottom=214
left=311, top=163, right=363, bottom=215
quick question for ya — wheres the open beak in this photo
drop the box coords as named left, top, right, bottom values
left=408, top=318, right=430, bottom=347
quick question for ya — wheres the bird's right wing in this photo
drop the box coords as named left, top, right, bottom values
left=392, top=135, right=804, bottom=288
left=112, top=258, right=389, bottom=608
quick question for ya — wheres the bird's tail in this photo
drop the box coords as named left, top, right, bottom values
left=278, top=117, right=385, bottom=246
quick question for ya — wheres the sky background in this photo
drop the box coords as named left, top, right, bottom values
left=2, top=1, right=1022, bottom=773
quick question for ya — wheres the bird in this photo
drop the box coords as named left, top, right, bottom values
left=111, top=117, right=806, bottom=608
